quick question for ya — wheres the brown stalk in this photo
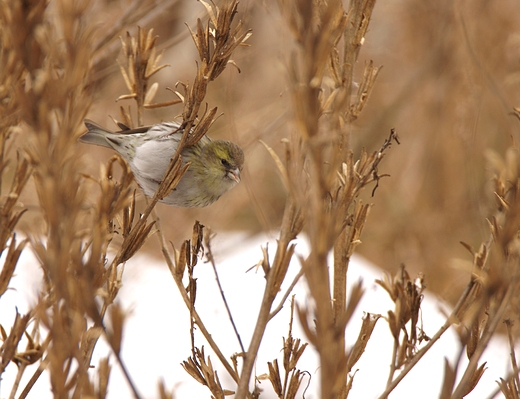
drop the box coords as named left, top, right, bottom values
left=505, top=320, right=520, bottom=396
left=451, top=283, right=517, bottom=399
left=118, top=27, right=170, bottom=126
left=235, top=198, right=303, bottom=399
left=4, top=0, right=121, bottom=395
left=0, top=312, right=31, bottom=375
left=377, top=219, right=500, bottom=398
left=128, top=1, right=252, bottom=395
left=269, top=268, right=304, bottom=321
left=0, top=1, right=165, bottom=398
left=274, top=0, right=384, bottom=398
left=154, top=217, right=240, bottom=384
left=377, top=278, right=476, bottom=399
left=263, top=296, right=308, bottom=399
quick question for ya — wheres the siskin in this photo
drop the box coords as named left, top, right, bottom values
left=80, top=119, right=244, bottom=207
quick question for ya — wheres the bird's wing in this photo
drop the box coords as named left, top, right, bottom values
left=115, top=125, right=155, bottom=134
left=144, top=122, right=184, bottom=140
left=83, top=119, right=183, bottom=136
left=116, top=122, right=131, bottom=131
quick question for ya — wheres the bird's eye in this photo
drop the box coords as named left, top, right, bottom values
left=221, top=158, right=231, bottom=168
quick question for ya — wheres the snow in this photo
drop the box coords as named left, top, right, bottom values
left=0, top=233, right=511, bottom=398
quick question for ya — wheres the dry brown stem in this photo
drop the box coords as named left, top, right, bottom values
left=379, top=147, right=520, bottom=398
left=261, top=297, right=308, bottom=399
left=154, top=217, right=243, bottom=390
left=2, top=1, right=516, bottom=398
left=269, top=1, right=392, bottom=397
left=0, top=1, right=173, bottom=397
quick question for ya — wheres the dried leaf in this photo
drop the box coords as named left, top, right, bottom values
left=120, top=221, right=156, bottom=263
left=286, top=369, right=305, bottom=399
left=199, top=0, right=218, bottom=27
left=260, top=140, right=289, bottom=191
left=0, top=235, right=27, bottom=296
left=177, top=240, right=188, bottom=277
left=144, top=82, right=159, bottom=105
left=181, top=357, right=207, bottom=385
left=461, top=362, right=487, bottom=397
left=267, top=360, right=282, bottom=396
left=108, top=305, right=125, bottom=356
left=439, top=358, right=457, bottom=399
left=118, top=60, right=133, bottom=93
left=0, top=311, right=30, bottom=374
left=97, top=357, right=111, bottom=399
left=346, top=313, right=380, bottom=373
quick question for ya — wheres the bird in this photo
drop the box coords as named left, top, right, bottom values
left=79, top=119, right=244, bottom=207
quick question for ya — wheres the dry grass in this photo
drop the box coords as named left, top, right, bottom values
left=1, top=0, right=520, bottom=398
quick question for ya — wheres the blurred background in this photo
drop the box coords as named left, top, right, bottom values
left=33, top=0, right=520, bottom=306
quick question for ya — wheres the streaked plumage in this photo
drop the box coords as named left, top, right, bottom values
left=80, top=119, right=244, bottom=207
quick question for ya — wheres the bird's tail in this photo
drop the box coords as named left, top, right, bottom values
left=79, top=119, right=114, bottom=149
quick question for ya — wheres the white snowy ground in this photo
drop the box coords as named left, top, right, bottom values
left=0, top=232, right=511, bottom=399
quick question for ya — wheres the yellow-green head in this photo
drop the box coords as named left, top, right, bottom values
left=185, top=139, right=244, bottom=205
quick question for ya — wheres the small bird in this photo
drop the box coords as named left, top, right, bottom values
left=80, top=119, right=244, bottom=207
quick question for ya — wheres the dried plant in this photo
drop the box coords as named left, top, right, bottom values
left=376, top=266, right=427, bottom=385
left=182, top=346, right=235, bottom=399
left=117, top=26, right=178, bottom=126
left=375, top=146, right=520, bottom=399
left=0, top=0, right=195, bottom=398
left=259, top=297, right=308, bottom=399
left=0, top=0, right=408, bottom=398
left=497, top=320, right=520, bottom=399
left=0, top=1, right=518, bottom=399
left=236, top=0, right=387, bottom=398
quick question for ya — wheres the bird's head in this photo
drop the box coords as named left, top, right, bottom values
left=200, top=140, right=244, bottom=196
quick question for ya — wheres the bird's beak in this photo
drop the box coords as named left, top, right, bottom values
left=227, top=168, right=241, bottom=184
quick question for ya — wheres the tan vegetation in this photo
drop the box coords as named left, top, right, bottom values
left=0, top=0, right=520, bottom=398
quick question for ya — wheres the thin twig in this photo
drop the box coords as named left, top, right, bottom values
left=152, top=212, right=241, bottom=386
left=505, top=320, right=520, bottom=394
left=111, top=351, right=143, bottom=399
left=268, top=268, right=304, bottom=321
left=377, top=279, right=476, bottom=399
left=204, top=230, right=245, bottom=353
left=18, top=358, right=48, bottom=399
left=235, top=275, right=278, bottom=399
left=451, top=283, right=517, bottom=399
left=386, top=337, right=399, bottom=387
left=484, top=365, right=520, bottom=399
left=8, top=362, right=27, bottom=399
left=18, top=335, right=52, bottom=399
left=235, top=199, right=300, bottom=399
